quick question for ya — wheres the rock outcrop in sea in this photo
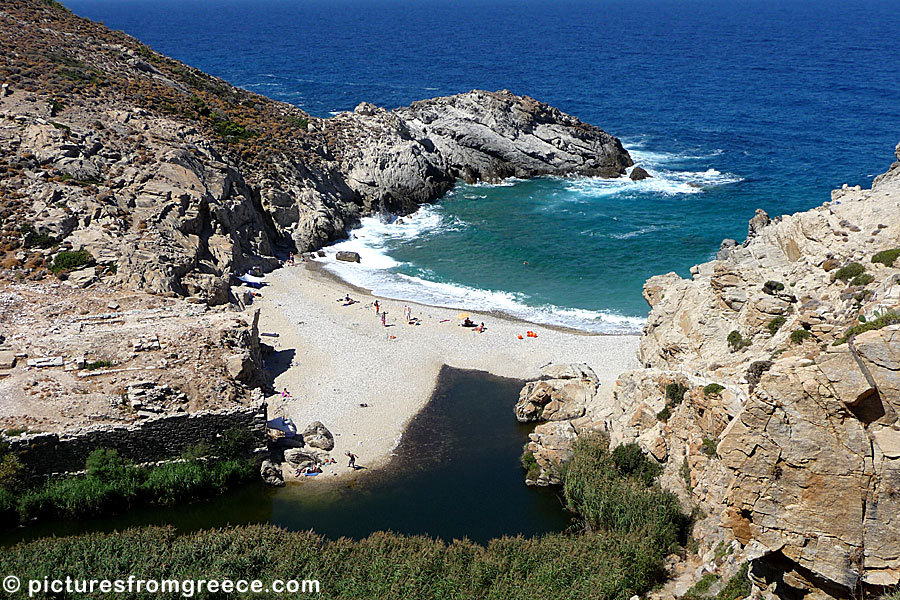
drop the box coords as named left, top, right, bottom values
left=524, top=142, right=900, bottom=599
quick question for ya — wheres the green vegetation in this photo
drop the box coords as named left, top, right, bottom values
left=658, top=381, right=689, bottom=422
left=685, top=573, right=720, bottom=598
left=0, top=437, right=691, bottom=600
left=20, top=224, right=57, bottom=249
left=287, top=115, right=310, bottom=130
left=58, top=67, right=104, bottom=85
left=137, top=44, right=161, bottom=64
left=872, top=248, right=900, bottom=268
left=49, top=249, right=92, bottom=273
left=714, top=563, right=752, bottom=600
left=790, top=329, right=812, bottom=344
left=520, top=448, right=540, bottom=481
left=833, top=311, right=900, bottom=345
left=0, top=443, right=24, bottom=490
left=767, top=315, right=786, bottom=335
left=851, top=273, right=874, bottom=286
left=763, top=280, right=785, bottom=293
left=703, top=383, right=725, bottom=397
left=610, top=442, right=663, bottom=487
left=563, top=437, right=689, bottom=571
left=666, top=382, right=688, bottom=405
left=3, top=427, right=33, bottom=437
left=15, top=456, right=254, bottom=524
left=727, top=330, right=751, bottom=352
left=713, top=541, right=734, bottom=562
left=700, top=439, right=718, bottom=459
left=1, top=439, right=258, bottom=530
left=833, top=262, right=865, bottom=282
left=880, top=589, right=900, bottom=600
left=680, top=457, right=691, bottom=487
left=84, top=359, right=113, bottom=371
left=40, top=0, right=70, bottom=11
left=210, top=114, right=257, bottom=142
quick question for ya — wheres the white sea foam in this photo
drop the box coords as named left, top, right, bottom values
left=562, top=164, right=741, bottom=198
left=318, top=207, right=644, bottom=334
left=610, top=225, right=662, bottom=239
left=311, top=140, right=738, bottom=334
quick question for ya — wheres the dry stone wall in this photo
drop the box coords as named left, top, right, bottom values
left=5, top=402, right=267, bottom=477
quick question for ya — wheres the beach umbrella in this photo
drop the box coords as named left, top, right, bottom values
left=456, top=312, right=470, bottom=319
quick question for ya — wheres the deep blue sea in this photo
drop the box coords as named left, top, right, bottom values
left=68, top=0, right=900, bottom=332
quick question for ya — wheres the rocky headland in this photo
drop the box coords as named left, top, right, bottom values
left=0, top=0, right=630, bottom=301
left=518, top=143, right=900, bottom=599
left=0, top=0, right=629, bottom=443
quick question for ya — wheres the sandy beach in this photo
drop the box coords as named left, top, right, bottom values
left=255, top=261, right=640, bottom=481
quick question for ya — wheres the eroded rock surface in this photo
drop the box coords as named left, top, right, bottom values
left=522, top=144, right=900, bottom=598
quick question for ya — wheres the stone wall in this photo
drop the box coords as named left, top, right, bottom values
left=6, top=402, right=268, bottom=477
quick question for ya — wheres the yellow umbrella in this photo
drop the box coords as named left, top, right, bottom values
left=456, top=312, right=470, bottom=319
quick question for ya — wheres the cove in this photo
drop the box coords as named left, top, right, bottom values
left=2, top=368, right=571, bottom=546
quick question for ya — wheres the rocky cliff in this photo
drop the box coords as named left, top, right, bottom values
left=520, top=143, right=900, bottom=599
left=0, top=0, right=630, bottom=301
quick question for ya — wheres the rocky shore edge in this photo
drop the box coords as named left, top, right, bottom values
left=514, top=142, right=900, bottom=600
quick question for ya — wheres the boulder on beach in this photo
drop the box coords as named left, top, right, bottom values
left=301, top=421, right=335, bottom=451
left=514, top=365, right=596, bottom=423
left=284, top=447, right=328, bottom=466
left=260, top=459, right=285, bottom=487
left=336, top=251, right=361, bottom=263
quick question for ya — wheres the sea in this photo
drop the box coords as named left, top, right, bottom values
left=68, top=0, right=900, bottom=333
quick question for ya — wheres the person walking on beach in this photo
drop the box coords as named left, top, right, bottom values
left=374, top=300, right=380, bottom=314
left=381, top=312, right=387, bottom=327
left=403, top=305, right=411, bottom=322
left=346, top=451, right=358, bottom=469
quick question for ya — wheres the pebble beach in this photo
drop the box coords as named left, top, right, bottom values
left=256, top=260, right=641, bottom=480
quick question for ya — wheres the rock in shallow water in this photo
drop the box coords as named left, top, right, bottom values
left=630, top=166, right=652, bottom=181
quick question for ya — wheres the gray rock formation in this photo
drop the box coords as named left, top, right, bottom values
left=630, top=166, right=652, bottom=181
left=1, top=2, right=632, bottom=303
left=260, top=459, right=285, bottom=487
left=335, top=251, right=361, bottom=263
left=519, top=145, right=900, bottom=598
left=301, top=421, right=335, bottom=451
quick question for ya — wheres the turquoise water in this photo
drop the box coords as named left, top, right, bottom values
left=65, top=0, right=900, bottom=331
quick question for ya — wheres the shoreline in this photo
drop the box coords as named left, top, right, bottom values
left=254, top=261, right=641, bottom=483
left=305, top=259, right=623, bottom=337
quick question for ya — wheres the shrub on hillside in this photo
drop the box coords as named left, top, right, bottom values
left=49, top=249, right=92, bottom=273
left=563, top=435, right=688, bottom=556
left=727, top=331, right=751, bottom=352
left=703, top=383, right=725, bottom=397
left=833, top=262, right=865, bottom=282
left=767, top=316, right=786, bottom=335
left=790, top=329, right=812, bottom=344
left=834, top=311, right=900, bottom=345
left=872, top=248, right=900, bottom=267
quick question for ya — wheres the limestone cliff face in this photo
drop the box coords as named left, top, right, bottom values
left=522, top=144, right=900, bottom=599
left=0, top=0, right=631, bottom=300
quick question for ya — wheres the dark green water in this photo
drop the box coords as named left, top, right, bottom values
left=2, top=368, right=571, bottom=545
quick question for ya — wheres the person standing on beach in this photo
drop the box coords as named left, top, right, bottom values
left=381, top=312, right=387, bottom=327
left=346, top=451, right=358, bottom=469
left=374, top=300, right=380, bottom=314
left=404, top=305, right=411, bottom=322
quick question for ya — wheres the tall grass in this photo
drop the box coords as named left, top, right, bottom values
left=0, top=438, right=690, bottom=599
left=0, top=525, right=681, bottom=600
left=563, top=437, right=689, bottom=557
left=4, top=452, right=256, bottom=527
